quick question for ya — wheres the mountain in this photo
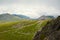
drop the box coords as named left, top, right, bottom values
left=38, top=15, right=55, bottom=20
left=13, top=14, right=30, bottom=19
left=0, top=13, right=21, bottom=21
left=33, top=16, right=60, bottom=40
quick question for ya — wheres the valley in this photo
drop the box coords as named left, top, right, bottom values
left=0, top=20, right=48, bottom=40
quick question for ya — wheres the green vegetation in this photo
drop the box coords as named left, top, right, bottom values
left=0, top=20, right=48, bottom=40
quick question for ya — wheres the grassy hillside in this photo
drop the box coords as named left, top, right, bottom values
left=0, top=20, right=48, bottom=40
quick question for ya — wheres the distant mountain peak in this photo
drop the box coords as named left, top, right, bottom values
left=38, top=15, right=55, bottom=20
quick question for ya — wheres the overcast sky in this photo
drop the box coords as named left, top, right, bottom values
left=0, top=0, right=60, bottom=18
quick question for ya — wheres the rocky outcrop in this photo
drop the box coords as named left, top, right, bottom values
left=33, top=16, right=60, bottom=40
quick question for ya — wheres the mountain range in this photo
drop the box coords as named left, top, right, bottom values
left=13, top=14, right=30, bottom=19
left=0, top=13, right=30, bottom=22
left=38, top=15, right=55, bottom=20
left=0, top=13, right=55, bottom=22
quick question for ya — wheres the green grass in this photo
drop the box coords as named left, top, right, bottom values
left=0, top=20, right=48, bottom=40
left=0, top=21, right=20, bottom=32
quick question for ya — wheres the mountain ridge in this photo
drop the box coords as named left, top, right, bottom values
left=12, top=14, right=30, bottom=19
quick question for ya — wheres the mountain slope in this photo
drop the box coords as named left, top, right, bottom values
left=13, top=14, right=30, bottom=19
left=0, top=19, right=48, bottom=40
left=33, top=16, right=60, bottom=40
left=0, top=13, right=21, bottom=21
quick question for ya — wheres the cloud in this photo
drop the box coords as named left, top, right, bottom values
left=0, top=0, right=60, bottom=18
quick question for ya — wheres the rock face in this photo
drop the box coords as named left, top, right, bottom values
left=33, top=16, right=60, bottom=40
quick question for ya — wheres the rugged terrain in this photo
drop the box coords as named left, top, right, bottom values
left=33, top=16, right=60, bottom=40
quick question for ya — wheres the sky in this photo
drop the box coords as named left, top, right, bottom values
left=0, top=0, right=60, bottom=18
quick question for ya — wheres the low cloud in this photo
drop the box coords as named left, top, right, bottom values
left=0, top=0, right=60, bottom=18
